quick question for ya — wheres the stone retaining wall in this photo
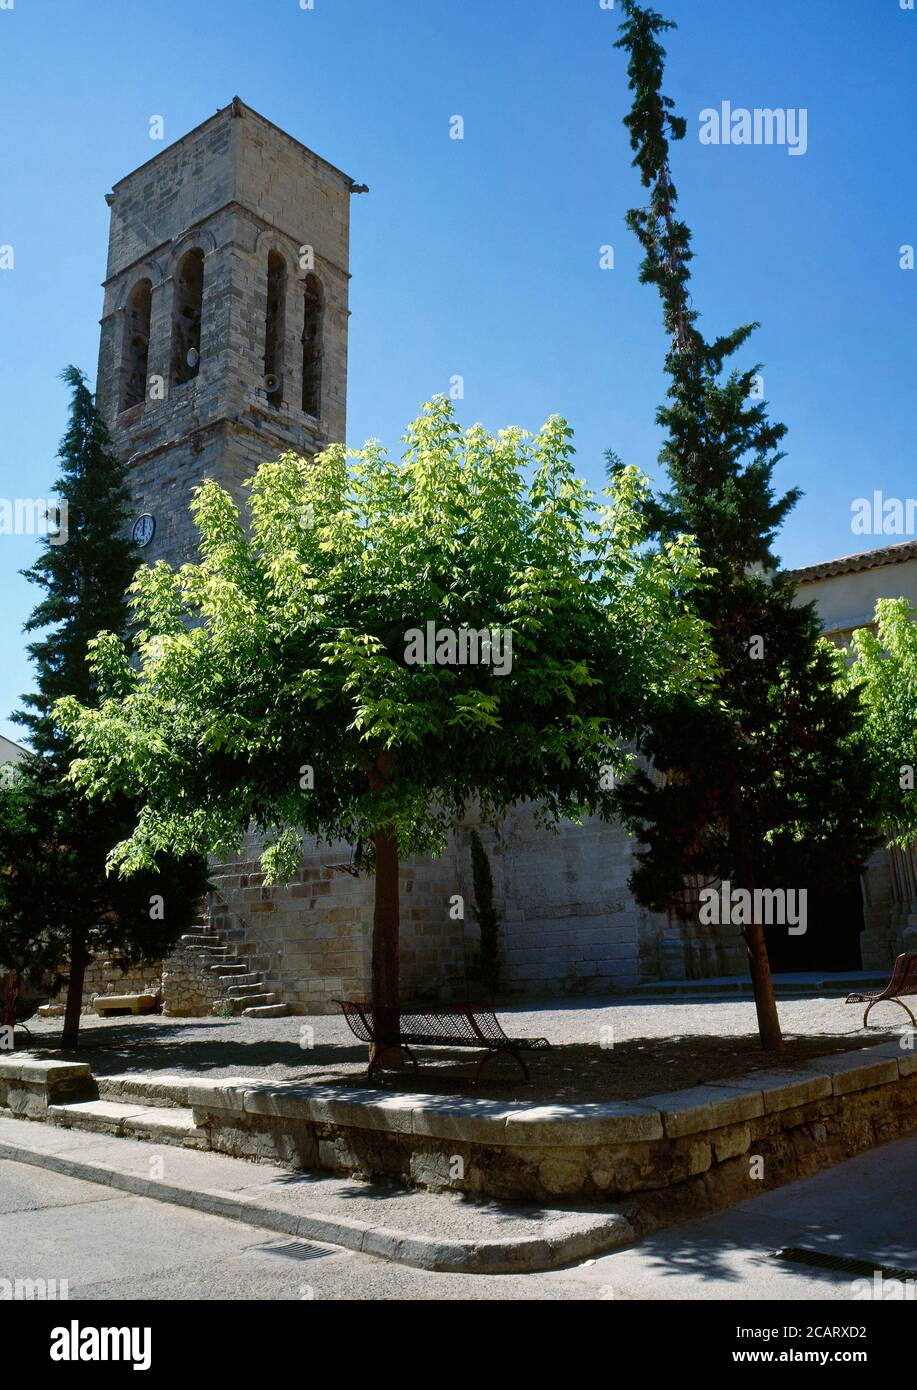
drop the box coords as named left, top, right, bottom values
left=185, top=1042, right=917, bottom=1213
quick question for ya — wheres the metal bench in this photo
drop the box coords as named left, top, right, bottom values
left=335, top=1000, right=550, bottom=1084
left=846, top=952, right=917, bottom=1028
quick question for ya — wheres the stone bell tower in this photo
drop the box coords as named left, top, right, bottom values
left=96, top=97, right=360, bottom=566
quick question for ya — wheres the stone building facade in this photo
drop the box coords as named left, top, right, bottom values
left=91, top=103, right=912, bottom=1016
left=96, top=97, right=353, bottom=568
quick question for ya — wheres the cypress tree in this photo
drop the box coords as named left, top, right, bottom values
left=610, top=3, right=881, bottom=1049
left=0, top=368, right=208, bottom=1047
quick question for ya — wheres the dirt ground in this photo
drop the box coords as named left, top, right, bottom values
left=21, top=1000, right=903, bottom=1105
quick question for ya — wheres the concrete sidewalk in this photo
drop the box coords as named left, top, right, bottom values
left=0, top=1113, right=633, bottom=1274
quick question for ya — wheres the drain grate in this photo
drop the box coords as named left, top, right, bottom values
left=247, top=1238, right=336, bottom=1262
left=775, top=1247, right=917, bottom=1281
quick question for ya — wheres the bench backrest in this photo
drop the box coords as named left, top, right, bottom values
left=888, top=952, right=917, bottom=997
left=336, top=1000, right=508, bottom=1045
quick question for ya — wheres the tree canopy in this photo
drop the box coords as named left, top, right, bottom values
left=58, top=397, right=713, bottom=1031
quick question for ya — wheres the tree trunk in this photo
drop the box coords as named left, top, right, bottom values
left=3, top=969, right=18, bottom=1031
left=743, top=918, right=784, bottom=1052
left=367, top=753, right=402, bottom=1069
left=371, top=823, right=401, bottom=1060
left=61, top=928, right=89, bottom=1050
left=732, top=784, right=784, bottom=1052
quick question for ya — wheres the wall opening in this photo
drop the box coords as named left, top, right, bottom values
left=121, top=278, right=152, bottom=411
left=301, top=273, right=323, bottom=418
left=264, top=251, right=286, bottom=407
left=170, top=248, right=204, bottom=385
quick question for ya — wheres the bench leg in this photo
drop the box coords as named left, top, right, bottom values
left=367, top=1042, right=419, bottom=1083
left=471, top=1048, right=531, bottom=1086
left=863, top=998, right=917, bottom=1029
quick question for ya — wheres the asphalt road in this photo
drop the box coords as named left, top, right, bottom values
left=2, top=1133, right=916, bottom=1301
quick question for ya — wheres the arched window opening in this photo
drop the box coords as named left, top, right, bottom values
left=121, top=278, right=152, bottom=411
left=301, top=273, right=323, bottom=418
left=170, top=248, right=204, bottom=385
left=264, top=251, right=286, bottom=407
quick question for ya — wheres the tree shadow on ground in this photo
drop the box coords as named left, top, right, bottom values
left=19, top=1014, right=903, bottom=1104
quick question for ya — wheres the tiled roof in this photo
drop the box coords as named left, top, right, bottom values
left=790, top=539, right=917, bottom=584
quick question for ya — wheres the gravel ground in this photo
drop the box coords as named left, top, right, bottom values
left=20, top=995, right=906, bottom=1104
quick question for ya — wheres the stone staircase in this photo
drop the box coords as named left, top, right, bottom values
left=181, top=913, right=291, bottom=1019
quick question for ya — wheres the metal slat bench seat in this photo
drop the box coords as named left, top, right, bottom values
left=846, top=952, right=917, bottom=1028
left=335, top=999, right=550, bottom=1084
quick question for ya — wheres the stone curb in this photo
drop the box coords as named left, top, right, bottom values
left=182, top=1041, right=913, bottom=1145
left=4, top=1042, right=912, bottom=1146
left=0, top=1136, right=635, bottom=1274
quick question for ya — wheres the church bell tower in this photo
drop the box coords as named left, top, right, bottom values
left=96, top=97, right=358, bottom=565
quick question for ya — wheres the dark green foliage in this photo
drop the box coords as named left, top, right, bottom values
left=0, top=369, right=208, bottom=1034
left=13, top=368, right=139, bottom=761
left=610, top=5, right=882, bottom=948
left=469, top=828, right=500, bottom=997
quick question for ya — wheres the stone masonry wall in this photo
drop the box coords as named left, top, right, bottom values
left=160, top=944, right=222, bottom=1018
left=46, top=952, right=163, bottom=1017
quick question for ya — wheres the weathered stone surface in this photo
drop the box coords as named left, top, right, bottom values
left=503, top=1102, right=664, bottom=1147
left=801, top=1052, right=899, bottom=1095
left=641, top=1084, right=764, bottom=1137
left=715, top=1068, right=833, bottom=1113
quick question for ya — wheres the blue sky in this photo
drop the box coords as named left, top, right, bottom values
left=0, top=0, right=914, bottom=744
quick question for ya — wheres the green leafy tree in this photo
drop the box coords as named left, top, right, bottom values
left=0, top=368, right=208, bottom=1046
left=58, top=397, right=711, bottom=1051
left=469, top=828, right=500, bottom=997
left=609, top=3, right=882, bottom=1049
left=846, top=598, right=917, bottom=846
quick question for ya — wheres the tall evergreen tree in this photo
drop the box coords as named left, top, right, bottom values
left=0, top=368, right=208, bottom=1047
left=14, top=368, right=139, bottom=756
left=609, top=2, right=882, bottom=1049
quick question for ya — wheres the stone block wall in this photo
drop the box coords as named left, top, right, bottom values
left=160, top=944, right=222, bottom=1017
left=46, top=952, right=163, bottom=1017
left=204, top=811, right=663, bottom=1013
left=470, top=809, right=655, bottom=996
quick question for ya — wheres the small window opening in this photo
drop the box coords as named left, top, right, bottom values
left=264, top=251, right=286, bottom=407
left=301, top=273, right=323, bottom=418
left=170, top=248, right=204, bottom=385
left=121, top=278, right=152, bottom=411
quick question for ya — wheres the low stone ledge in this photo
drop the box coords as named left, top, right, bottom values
left=191, top=1081, right=665, bottom=1146
left=855, top=1040, right=917, bottom=1077
left=502, top=1102, right=663, bottom=1146
left=640, top=1084, right=764, bottom=1138
left=713, top=1068, right=833, bottom=1113
left=180, top=1042, right=917, bottom=1205
left=0, top=1055, right=93, bottom=1117
left=800, top=1052, right=901, bottom=1096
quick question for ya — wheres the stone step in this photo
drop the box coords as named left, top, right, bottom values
left=217, top=973, right=261, bottom=988
left=185, top=944, right=232, bottom=955
left=213, top=965, right=254, bottom=978
left=47, top=1099, right=207, bottom=1147
left=98, top=1074, right=190, bottom=1109
left=225, top=983, right=269, bottom=998
left=181, top=933, right=221, bottom=946
left=242, top=1004, right=291, bottom=1018
left=226, top=992, right=277, bottom=1013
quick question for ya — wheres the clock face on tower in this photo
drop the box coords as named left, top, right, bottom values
left=132, top=513, right=156, bottom=548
